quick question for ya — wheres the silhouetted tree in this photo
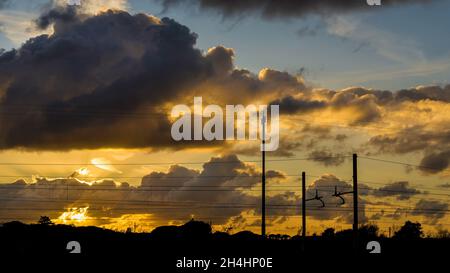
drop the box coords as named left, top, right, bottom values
left=232, top=231, right=260, bottom=240
left=393, top=221, right=423, bottom=239
left=38, top=216, right=53, bottom=226
left=335, top=229, right=353, bottom=239
left=321, top=228, right=335, bottom=238
left=181, top=219, right=212, bottom=238
left=359, top=224, right=379, bottom=239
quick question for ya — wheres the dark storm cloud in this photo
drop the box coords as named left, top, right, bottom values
left=371, top=181, right=421, bottom=200
left=307, top=150, right=346, bottom=166
left=269, top=95, right=326, bottom=115
left=272, top=85, right=450, bottom=119
left=341, top=85, right=450, bottom=104
left=35, top=5, right=81, bottom=30
left=0, top=6, right=309, bottom=151
left=367, top=125, right=450, bottom=174
left=0, top=4, right=448, bottom=159
left=159, top=0, right=434, bottom=19
left=395, top=85, right=450, bottom=103
left=418, top=150, right=450, bottom=174
left=412, top=199, right=449, bottom=222
left=0, top=8, right=213, bottom=150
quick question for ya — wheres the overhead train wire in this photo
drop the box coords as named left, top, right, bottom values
left=0, top=195, right=448, bottom=213
left=0, top=155, right=352, bottom=166
left=0, top=184, right=448, bottom=199
left=359, top=156, right=450, bottom=172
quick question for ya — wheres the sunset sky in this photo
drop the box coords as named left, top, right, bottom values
left=0, top=0, right=449, bottom=236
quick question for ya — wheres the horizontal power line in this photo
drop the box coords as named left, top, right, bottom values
left=0, top=174, right=300, bottom=179
left=1, top=218, right=449, bottom=228
left=0, top=202, right=450, bottom=214
left=0, top=196, right=448, bottom=213
left=359, top=156, right=449, bottom=172
left=0, top=185, right=448, bottom=198
left=0, top=156, right=350, bottom=166
left=0, top=173, right=449, bottom=194
left=1, top=175, right=448, bottom=194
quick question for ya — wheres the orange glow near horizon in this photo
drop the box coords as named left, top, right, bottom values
left=57, top=207, right=90, bottom=224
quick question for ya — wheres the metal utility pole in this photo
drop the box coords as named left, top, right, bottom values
left=261, top=112, right=266, bottom=238
left=301, top=172, right=325, bottom=251
left=301, top=172, right=306, bottom=252
left=353, top=153, right=358, bottom=249
left=302, top=172, right=306, bottom=239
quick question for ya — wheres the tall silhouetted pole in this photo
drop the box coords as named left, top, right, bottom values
left=302, top=172, right=306, bottom=238
left=353, top=153, right=358, bottom=249
left=261, top=112, right=266, bottom=238
left=302, top=171, right=306, bottom=251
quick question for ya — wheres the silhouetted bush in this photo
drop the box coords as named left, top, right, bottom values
left=231, top=231, right=260, bottom=240
left=180, top=219, right=212, bottom=238
left=321, top=228, right=335, bottom=238
left=393, top=221, right=423, bottom=240
left=358, top=224, right=379, bottom=239
left=38, top=216, right=53, bottom=226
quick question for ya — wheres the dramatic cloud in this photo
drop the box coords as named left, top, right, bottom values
left=0, top=3, right=449, bottom=181
left=0, top=6, right=308, bottom=151
left=418, top=150, right=450, bottom=174
left=276, top=85, right=450, bottom=117
left=412, top=199, right=449, bottom=222
left=329, top=90, right=382, bottom=125
left=395, top=85, right=450, bottom=103
left=0, top=8, right=210, bottom=150
left=159, top=0, right=434, bottom=19
left=371, top=181, right=421, bottom=200
left=368, top=125, right=450, bottom=174
left=270, top=95, right=326, bottom=115
left=0, top=154, right=297, bottom=227
left=0, top=154, right=379, bottom=229
left=307, top=150, right=346, bottom=166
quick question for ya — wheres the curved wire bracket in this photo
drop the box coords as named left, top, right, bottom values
left=306, top=189, right=325, bottom=208
left=332, top=186, right=354, bottom=206
left=332, top=186, right=346, bottom=205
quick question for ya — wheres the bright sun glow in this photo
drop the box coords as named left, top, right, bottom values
left=58, top=207, right=89, bottom=223
left=91, top=157, right=122, bottom=173
left=77, top=167, right=89, bottom=176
